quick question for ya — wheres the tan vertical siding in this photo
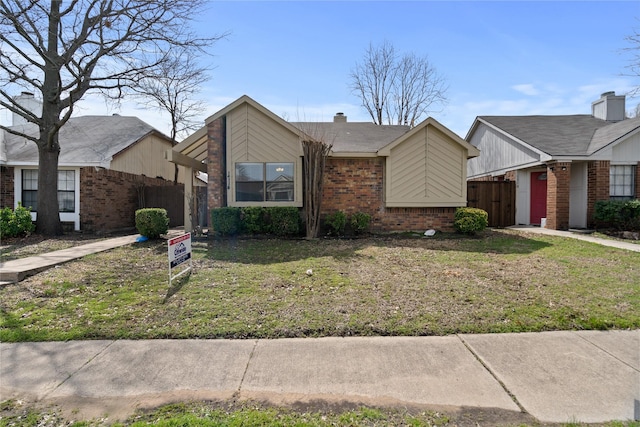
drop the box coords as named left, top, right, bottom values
left=110, top=135, right=180, bottom=182
left=427, top=126, right=464, bottom=199
left=227, top=103, right=303, bottom=207
left=386, top=124, right=467, bottom=207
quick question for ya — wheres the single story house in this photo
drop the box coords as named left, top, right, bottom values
left=1, top=93, right=184, bottom=232
left=167, top=95, right=479, bottom=233
left=466, top=92, right=640, bottom=230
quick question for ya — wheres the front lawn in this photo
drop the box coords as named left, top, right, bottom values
left=1, top=230, right=638, bottom=342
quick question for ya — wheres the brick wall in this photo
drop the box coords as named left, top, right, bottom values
left=321, top=157, right=457, bottom=232
left=207, top=117, right=226, bottom=215
left=546, top=162, right=571, bottom=230
left=587, top=160, right=610, bottom=227
left=80, top=167, right=178, bottom=233
left=0, top=166, right=14, bottom=209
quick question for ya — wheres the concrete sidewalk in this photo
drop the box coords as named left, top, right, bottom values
left=0, top=235, right=140, bottom=283
left=1, top=331, right=638, bottom=423
left=0, top=229, right=185, bottom=283
left=509, top=225, right=640, bottom=252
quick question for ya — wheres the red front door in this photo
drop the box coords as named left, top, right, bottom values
left=530, top=171, right=547, bottom=225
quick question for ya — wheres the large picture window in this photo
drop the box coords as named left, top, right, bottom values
left=21, top=169, right=76, bottom=212
left=610, top=165, right=636, bottom=201
left=236, top=162, right=294, bottom=202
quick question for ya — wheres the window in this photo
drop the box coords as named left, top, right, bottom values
left=236, top=162, right=294, bottom=202
left=22, top=169, right=38, bottom=211
left=610, top=165, right=636, bottom=201
left=21, top=169, right=76, bottom=212
left=57, top=170, right=75, bottom=212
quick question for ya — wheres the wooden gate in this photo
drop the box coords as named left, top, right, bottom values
left=467, top=181, right=516, bottom=228
left=144, top=185, right=184, bottom=227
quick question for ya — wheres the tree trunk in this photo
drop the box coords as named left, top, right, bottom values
left=303, top=140, right=331, bottom=239
left=36, top=144, right=63, bottom=236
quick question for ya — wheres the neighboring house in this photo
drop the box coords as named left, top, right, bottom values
left=1, top=94, right=183, bottom=232
left=167, top=95, right=479, bottom=233
left=466, top=92, right=640, bottom=230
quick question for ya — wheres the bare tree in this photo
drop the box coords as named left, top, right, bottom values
left=388, top=53, right=448, bottom=127
left=0, top=0, right=220, bottom=235
left=132, top=47, right=213, bottom=183
left=349, top=41, right=447, bottom=126
left=624, top=25, right=640, bottom=96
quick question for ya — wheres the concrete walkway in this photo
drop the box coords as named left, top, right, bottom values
left=1, top=228, right=639, bottom=423
left=509, top=225, right=640, bottom=252
left=1, top=331, right=638, bottom=423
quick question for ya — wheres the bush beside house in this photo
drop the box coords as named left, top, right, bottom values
left=593, top=200, right=640, bottom=232
left=0, top=204, right=35, bottom=238
left=135, top=208, right=169, bottom=239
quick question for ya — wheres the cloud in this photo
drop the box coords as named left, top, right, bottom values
left=512, top=84, right=540, bottom=96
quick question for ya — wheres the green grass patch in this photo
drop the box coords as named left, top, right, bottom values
left=1, top=230, right=639, bottom=342
left=2, top=399, right=639, bottom=427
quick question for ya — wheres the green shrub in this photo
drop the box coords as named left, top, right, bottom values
left=241, top=207, right=268, bottom=234
left=594, top=199, right=640, bottom=231
left=454, top=207, right=488, bottom=235
left=0, top=203, right=35, bottom=238
left=211, top=207, right=241, bottom=236
left=350, top=212, right=371, bottom=235
left=267, top=207, right=301, bottom=237
left=326, top=210, right=347, bottom=235
left=135, top=208, right=169, bottom=239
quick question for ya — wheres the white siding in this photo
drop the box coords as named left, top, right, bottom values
left=612, top=132, right=640, bottom=163
left=515, top=169, right=531, bottom=225
left=467, top=124, right=541, bottom=178
left=569, top=162, right=587, bottom=229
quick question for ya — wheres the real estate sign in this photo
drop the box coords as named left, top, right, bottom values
left=168, top=232, right=192, bottom=284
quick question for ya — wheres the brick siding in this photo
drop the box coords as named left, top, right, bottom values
left=207, top=117, right=226, bottom=213
left=321, top=157, right=456, bottom=232
left=0, top=166, right=14, bottom=209
left=546, top=162, right=571, bottom=230
left=80, top=167, right=178, bottom=233
left=586, top=160, right=610, bottom=227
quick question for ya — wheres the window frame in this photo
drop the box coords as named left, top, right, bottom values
left=234, top=162, right=295, bottom=203
left=610, top=164, right=636, bottom=201
left=20, top=169, right=77, bottom=213
left=231, top=161, right=300, bottom=207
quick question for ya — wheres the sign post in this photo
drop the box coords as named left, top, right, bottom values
left=168, top=232, right=192, bottom=286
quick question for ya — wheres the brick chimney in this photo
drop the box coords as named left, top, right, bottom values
left=333, top=112, right=347, bottom=123
left=591, top=91, right=625, bottom=122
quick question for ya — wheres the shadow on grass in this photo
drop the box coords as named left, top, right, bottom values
left=206, top=229, right=553, bottom=265
left=163, top=269, right=192, bottom=303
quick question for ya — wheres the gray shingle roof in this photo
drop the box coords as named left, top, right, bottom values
left=292, top=122, right=410, bottom=153
left=479, top=115, right=640, bottom=156
left=589, top=116, right=640, bottom=154
left=4, top=115, right=162, bottom=165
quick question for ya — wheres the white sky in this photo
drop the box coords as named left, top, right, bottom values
left=1, top=0, right=639, bottom=139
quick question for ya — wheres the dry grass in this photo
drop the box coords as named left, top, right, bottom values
left=1, top=229, right=638, bottom=342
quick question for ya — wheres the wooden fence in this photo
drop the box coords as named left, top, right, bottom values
left=467, top=181, right=516, bottom=228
